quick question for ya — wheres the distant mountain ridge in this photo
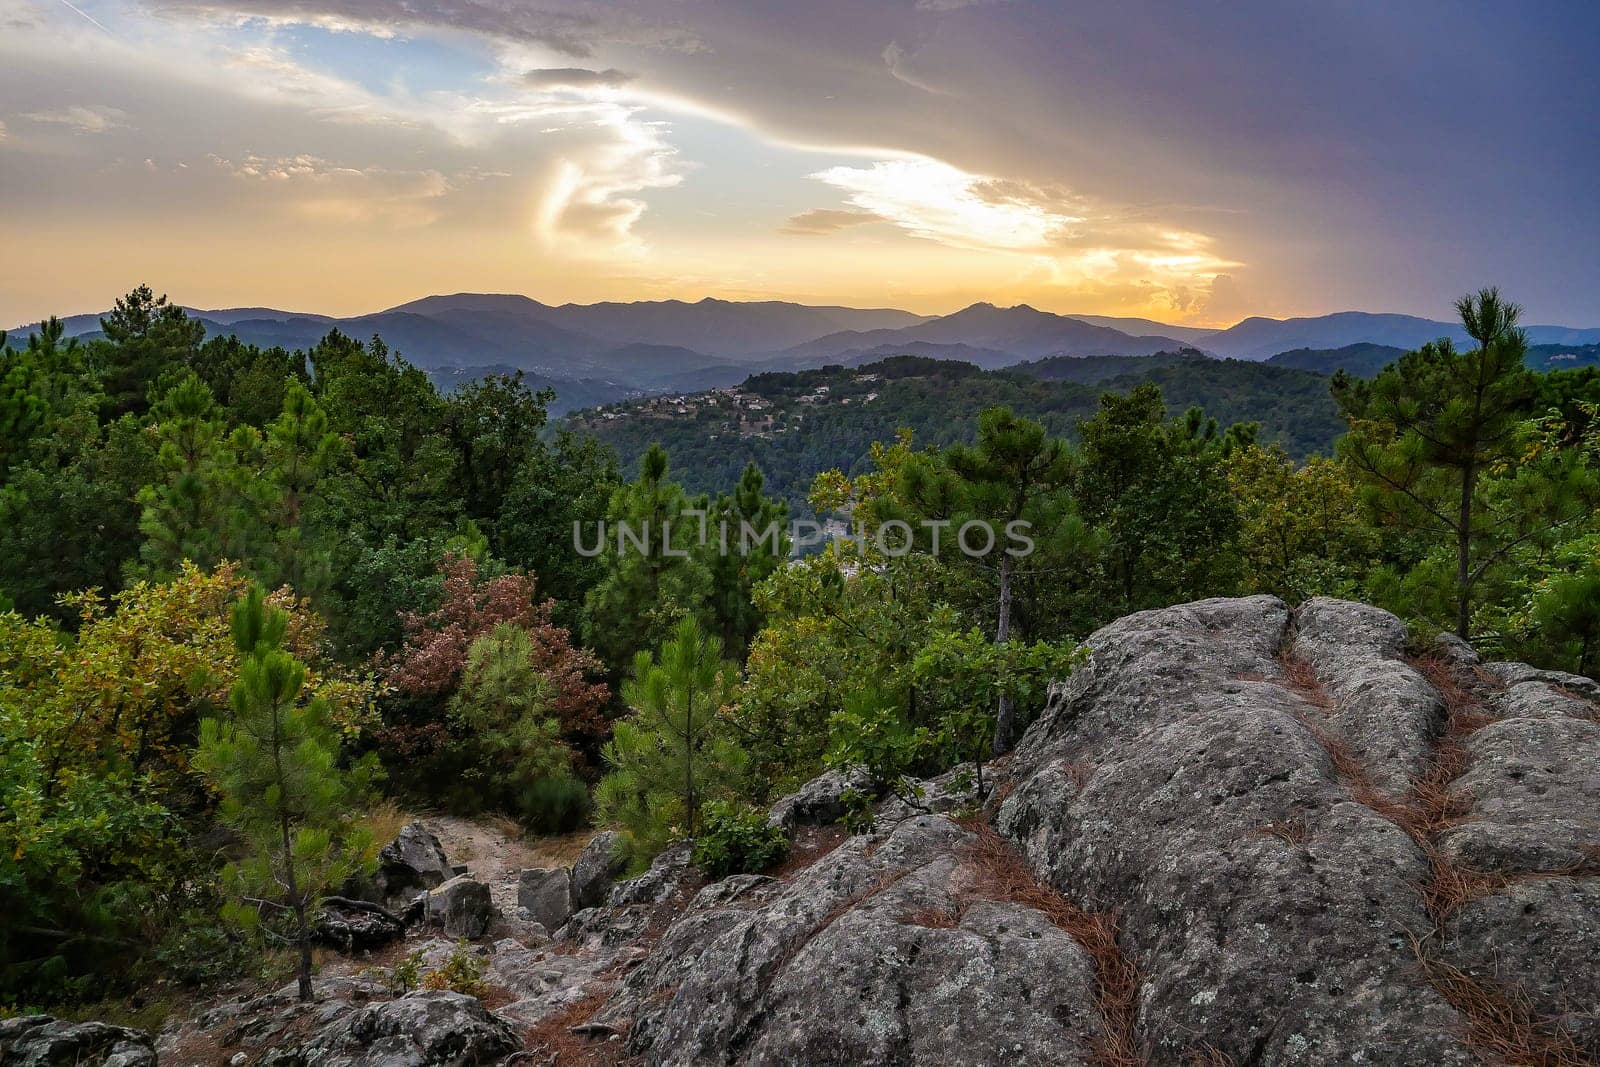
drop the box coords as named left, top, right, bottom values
left=1206, top=312, right=1600, bottom=360
left=11, top=295, right=1598, bottom=415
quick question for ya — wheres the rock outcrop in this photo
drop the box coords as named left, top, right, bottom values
left=259, top=991, right=518, bottom=1067
left=142, top=596, right=1600, bottom=1066
left=571, top=830, right=630, bottom=910
left=0, top=1016, right=156, bottom=1067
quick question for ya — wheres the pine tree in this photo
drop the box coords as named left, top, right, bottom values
left=1530, top=565, right=1600, bottom=677
left=583, top=445, right=712, bottom=670
left=702, top=462, right=788, bottom=654
left=93, top=285, right=206, bottom=418
left=897, top=406, right=1074, bottom=754
left=1334, top=288, right=1598, bottom=638
left=596, top=617, right=743, bottom=853
left=193, top=586, right=375, bottom=1002
left=257, top=382, right=342, bottom=597
left=449, top=623, right=576, bottom=800
left=135, top=373, right=237, bottom=576
left=1073, top=384, right=1244, bottom=617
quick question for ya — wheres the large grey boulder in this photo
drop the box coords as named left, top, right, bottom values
left=1292, top=596, right=1444, bottom=793
left=570, top=830, right=629, bottom=910
left=765, top=766, right=877, bottom=831
left=374, top=821, right=453, bottom=903
left=517, top=866, right=573, bottom=932
left=0, top=1016, right=156, bottom=1067
left=992, top=595, right=1600, bottom=1063
left=606, top=841, right=693, bottom=907
left=260, top=991, right=518, bottom=1067
left=594, top=814, right=1104, bottom=1065
left=426, top=876, right=495, bottom=940
left=999, top=596, right=1476, bottom=1063
left=1436, top=712, right=1600, bottom=872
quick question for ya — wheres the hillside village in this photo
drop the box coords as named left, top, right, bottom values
left=572, top=371, right=886, bottom=441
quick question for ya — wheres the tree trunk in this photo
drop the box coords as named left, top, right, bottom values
left=294, top=900, right=314, bottom=1003
left=1455, top=464, right=1476, bottom=639
left=992, top=553, right=1016, bottom=756
left=684, top=690, right=696, bottom=840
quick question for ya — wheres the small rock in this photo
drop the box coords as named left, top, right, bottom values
left=262, top=990, right=517, bottom=1067
left=426, top=876, right=495, bottom=940
left=518, top=867, right=574, bottom=933
left=766, top=767, right=878, bottom=831
left=372, top=822, right=453, bottom=903
left=571, top=830, right=629, bottom=910
left=607, top=842, right=693, bottom=907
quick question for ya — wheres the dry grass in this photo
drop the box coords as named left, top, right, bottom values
left=1410, top=938, right=1593, bottom=1067
left=1255, top=817, right=1311, bottom=847
left=481, top=811, right=526, bottom=843
left=1184, top=1045, right=1236, bottom=1067
left=357, top=798, right=412, bottom=852
left=960, top=824, right=1143, bottom=1067
left=901, top=905, right=962, bottom=929
left=1418, top=846, right=1508, bottom=922
left=519, top=992, right=625, bottom=1067
left=1277, top=652, right=1334, bottom=710
left=770, top=823, right=849, bottom=881
left=525, top=829, right=598, bottom=868
left=1412, top=657, right=1496, bottom=736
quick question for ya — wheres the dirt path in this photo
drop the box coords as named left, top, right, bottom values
left=426, top=814, right=596, bottom=917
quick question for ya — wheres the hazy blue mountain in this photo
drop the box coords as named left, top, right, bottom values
left=587, top=344, right=738, bottom=386
left=1208, top=311, right=1600, bottom=360
left=181, top=306, right=335, bottom=325
left=15, top=295, right=1596, bottom=401
left=1205, top=312, right=1467, bottom=360
left=1063, top=315, right=1220, bottom=346
left=387, top=293, right=928, bottom=357
left=777, top=302, right=1192, bottom=365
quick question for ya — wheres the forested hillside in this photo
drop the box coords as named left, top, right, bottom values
left=568, top=352, right=1348, bottom=509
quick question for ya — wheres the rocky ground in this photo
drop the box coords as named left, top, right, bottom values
left=7, top=596, right=1597, bottom=1067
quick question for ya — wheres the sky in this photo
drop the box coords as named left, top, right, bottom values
left=2, top=0, right=1598, bottom=328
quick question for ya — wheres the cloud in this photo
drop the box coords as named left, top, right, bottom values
left=914, top=0, right=1002, bottom=9
left=881, top=41, right=948, bottom=95
left=149, top=0, right=705, bottom=57
left=781, top=207, right=885, bottom=235
left=524, top=67, right=635, bottom=90
left=813, top=157, right=1081, bottom=253
left=208, top=152, right=462, bottom=226
left=0, top=119, right=7, bottom=143
left=21, top=104, right=129, bottom=134
left=534, top=109, right=682, bottom=252
left=811, top=155, right=1238, bottom=316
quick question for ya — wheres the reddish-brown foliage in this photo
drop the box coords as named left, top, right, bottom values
left=386, top=554, right=610, bottom=753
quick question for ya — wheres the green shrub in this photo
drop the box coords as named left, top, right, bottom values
left=422, top=943, right=488, bottom=998
left=518, top=775, right=591, bottom=835
left=691, top=801, right=790, bottom=878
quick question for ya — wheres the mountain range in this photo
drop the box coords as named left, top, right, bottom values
left=13, top=295, right=1600, bottom=414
